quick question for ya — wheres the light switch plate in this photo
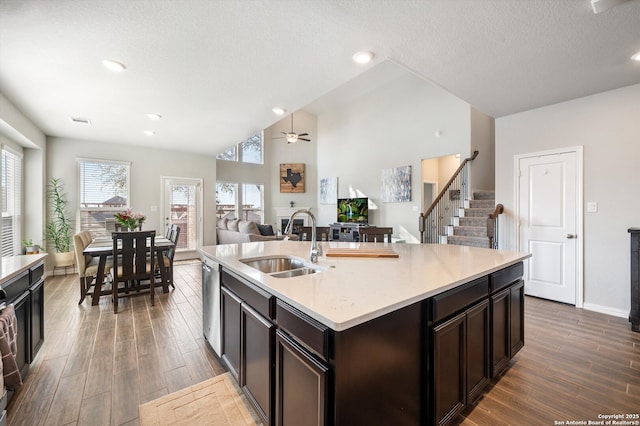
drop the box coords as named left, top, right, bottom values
left=587, top=202, right=598, bottom=213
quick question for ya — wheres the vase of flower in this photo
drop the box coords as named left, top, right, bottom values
left=115, top=209, right=146, bottom=231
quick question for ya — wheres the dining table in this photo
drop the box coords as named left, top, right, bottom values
left=82, top=235, right=175, bottom=305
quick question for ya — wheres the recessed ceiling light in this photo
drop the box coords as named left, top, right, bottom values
left=352, top=51, right=374, bottom=64
left=146, top=113, right=162, bottom=120
left=144, top=130, right=155, bottom=136
left=101, top=59, right=127, bottom=72
left=272, top=107, right=286, bottom=115
left=631, top=51, right=640, bottom=61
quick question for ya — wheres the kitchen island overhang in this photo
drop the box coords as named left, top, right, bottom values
left=200, top=241, right=530, bottom=331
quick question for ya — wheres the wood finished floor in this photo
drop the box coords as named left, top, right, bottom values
left=7, top=261, right=640, bottom=425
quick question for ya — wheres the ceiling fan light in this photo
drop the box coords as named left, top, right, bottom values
left=286, top=133, right=298, bottom=143
left=272, top=107, right=286, bottom=115
left=352, top=51, right=374, bottom=64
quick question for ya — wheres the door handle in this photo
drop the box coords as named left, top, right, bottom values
left=566, top=234, right=577, bottom=239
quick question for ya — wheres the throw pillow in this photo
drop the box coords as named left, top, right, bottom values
left=227, top=219, right=240, bottom=232
left=216, top=217, right=228, bottom=230
left=238, top=221, right=261, bottom=235
left=257, top=224, right=275, bottom=236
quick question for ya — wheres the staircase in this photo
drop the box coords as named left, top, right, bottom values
left=444, top=190, right=495, bottom=249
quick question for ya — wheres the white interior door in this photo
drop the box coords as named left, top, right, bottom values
left=163, top=177, right=202, bottom=259
left=518, top=150, right=581, bottom=305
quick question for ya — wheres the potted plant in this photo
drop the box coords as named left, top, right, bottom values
left=46, top=177, right=74, bottom=267
left=23, top=239, right=40, bottom=254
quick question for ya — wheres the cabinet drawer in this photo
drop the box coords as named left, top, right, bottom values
left=222, top=270, right=274, bottom=319
left=3, top=271, right=29, bottom=302
left=30, top=262, right=44, bottom=285
left=490, top=262, right=523, bottom=293
left=431, top=276, right=489, bottom=323
left=276, top=300, right=330, bottom=361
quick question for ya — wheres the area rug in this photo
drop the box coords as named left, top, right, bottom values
left=139, top=373, right=262, bottom=426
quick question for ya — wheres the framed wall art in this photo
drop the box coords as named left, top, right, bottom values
left=280, top=163, right=305, bottom=193
left=319, top=177, right=338, bottom=204
left=381, top=165, right=412, bottom=202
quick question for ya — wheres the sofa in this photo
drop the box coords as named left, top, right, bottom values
left=216, top=218, right=297, bottom=244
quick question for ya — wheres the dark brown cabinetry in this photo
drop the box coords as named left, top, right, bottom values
left=628, top=228, right=640, bottom=332
left=275, top=330, right=328, bottom=426
left=221, top=286, right=242, bottom=380
left=241, top=303, right=275, bottom=423
left=216, top=260, right=524, bottom=426
left=1, top=259, right=45, bottom=405
left=221, top=269, right=275, bottom=425
left=430, top=278, right=490, bottom=426
left=489, top=262, right=525, bottom=378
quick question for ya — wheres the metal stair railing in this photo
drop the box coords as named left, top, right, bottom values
left=419, top=151, right=478, bottom=244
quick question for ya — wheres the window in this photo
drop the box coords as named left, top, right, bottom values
left=216, top=182, right=238, bottom=220
left=216, top=132, right=263, bottom=164
left=242, top=183, right=263, bottom=222
left=215, top=182, right=264, bottom=224
left=78, top=158, right=130, bottom=236
left=1, top=148, right=22, bottom=256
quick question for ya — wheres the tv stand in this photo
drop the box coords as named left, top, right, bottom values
left=330, top=223, right=369, bottom=242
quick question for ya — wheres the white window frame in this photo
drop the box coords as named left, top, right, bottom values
left=77, top=158, right=131, bottom=236
left=1, top=146, right=23, bottom=256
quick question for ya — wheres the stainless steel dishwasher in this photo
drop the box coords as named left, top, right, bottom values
left=202, top=255, right=221, bottom=357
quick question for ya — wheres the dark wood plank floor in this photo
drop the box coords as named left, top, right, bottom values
left=7, top=261, right=640, bottom=425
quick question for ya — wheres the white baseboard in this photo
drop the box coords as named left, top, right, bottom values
left=581, top=302, right=628, bottom=319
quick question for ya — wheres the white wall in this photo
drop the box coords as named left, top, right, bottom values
left=315, top=71, right=472, bottom=240
left=47, top=137, right=218, bottom=256
left=0, top=93, right=46, bottom=254
left=496, top=83, right=640, bottom=316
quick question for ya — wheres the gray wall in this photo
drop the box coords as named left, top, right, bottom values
left=314, top=70, right=475, bottom=242
left=47, top=137, right=218, bottom=253
left=496, top=83, right=640, bottom=317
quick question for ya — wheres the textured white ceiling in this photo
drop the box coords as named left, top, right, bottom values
left=1, top=0, right=638, bottom=155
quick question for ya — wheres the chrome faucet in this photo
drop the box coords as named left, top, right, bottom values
left=284, top=209, right=322, bottom=263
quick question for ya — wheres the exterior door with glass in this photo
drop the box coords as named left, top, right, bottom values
left=163, top=177, right=202, bottom=257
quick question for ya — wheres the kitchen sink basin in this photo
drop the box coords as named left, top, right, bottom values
left=239, top=255, right=323, bottom=278
left=270, top=267, right=319, bottom=279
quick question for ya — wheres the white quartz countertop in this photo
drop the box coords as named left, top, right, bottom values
left=1, top=253, right=48, bottom=285
left=200, top=241, right=531, bottom=331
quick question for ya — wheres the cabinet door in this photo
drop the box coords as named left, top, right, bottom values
left=433, top=312, right=466, bottom=426
left=29, top=279, right=45, bottom=361
left=241, top=303, right=275, bottom=425
left=275, top=330, right=328, bottom=426
left=465, top=299, right=490, bottom=405
left=13, top=291, right=31, bottom=378
left=221, top=286, right=242, bottom=381
left=491, top=288, right=510, bottom=378
left=510, top=280, right=525, bottom=357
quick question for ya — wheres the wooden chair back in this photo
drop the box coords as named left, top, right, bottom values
left=112, top=230, right=156, bottom=313
left=359, top=227, right=393, bottom=243
left=299, top=226, right=330, bottom=241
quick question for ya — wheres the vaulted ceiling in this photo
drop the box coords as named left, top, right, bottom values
left=1, top=0, right=638, bottom=155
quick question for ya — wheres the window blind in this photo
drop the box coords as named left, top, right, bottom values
left=1, top=148, right=22, bottom=256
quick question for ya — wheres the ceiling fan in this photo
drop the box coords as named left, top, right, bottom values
left=274, top=114, right=310, bottom=144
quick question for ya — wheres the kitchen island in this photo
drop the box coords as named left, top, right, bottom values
left=200, top=241, right=530, bottom=426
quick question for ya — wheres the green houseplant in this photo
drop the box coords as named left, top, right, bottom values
left=46, top=177, right=74, bottom=267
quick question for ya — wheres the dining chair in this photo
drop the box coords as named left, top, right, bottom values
left=359, top=227, right=393, bottom=243
left=299, top=226, right=330, bottom=241
left=160, top=224, right=180, bottom=289
left=74, top=230, right=112, bottom=304
left=110, top=230, right=157, bottom=313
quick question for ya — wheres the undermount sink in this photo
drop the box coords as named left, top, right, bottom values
left=239, top=255, right=323, bottom=278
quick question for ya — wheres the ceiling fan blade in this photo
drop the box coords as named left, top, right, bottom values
left=297, top=133, right=309, bottom=137
left=272, top=136, right=285, bottom=139
left=299, top=138, right=311, bottom=142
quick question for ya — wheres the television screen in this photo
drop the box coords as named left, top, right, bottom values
left=337, top=198, right=368, bottom=223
